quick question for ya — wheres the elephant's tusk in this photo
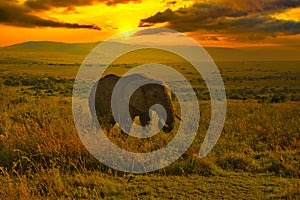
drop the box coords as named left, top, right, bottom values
left=175, top=114, right=181, bottom=121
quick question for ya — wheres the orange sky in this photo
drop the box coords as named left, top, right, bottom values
left=0, top=0, right=299, bottom=47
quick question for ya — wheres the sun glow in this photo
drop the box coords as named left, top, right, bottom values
left=118, top=22, right=137, bottom=33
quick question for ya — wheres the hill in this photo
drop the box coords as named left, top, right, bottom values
left=0, top=41, right=100, bottom=55
left=0, top=41, right=299, bottom=62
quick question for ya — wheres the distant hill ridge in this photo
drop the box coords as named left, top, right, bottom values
left=1, top=41, right=299, bottom=61
left=1, top=41, right=101, bottom=55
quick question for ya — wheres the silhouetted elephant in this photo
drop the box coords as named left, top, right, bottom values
left=89, top=74, right=175, bottom=133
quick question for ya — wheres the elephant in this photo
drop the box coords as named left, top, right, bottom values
left=89, top=74, right=175, bottom=133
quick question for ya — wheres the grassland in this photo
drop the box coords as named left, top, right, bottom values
left=0, top=46, right=299, bottom=199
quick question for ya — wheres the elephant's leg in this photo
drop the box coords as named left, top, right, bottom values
left=140, top=113, right=150, bottom=126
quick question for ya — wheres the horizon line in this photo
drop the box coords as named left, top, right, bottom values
left=1, top=40, right=299, bottom=49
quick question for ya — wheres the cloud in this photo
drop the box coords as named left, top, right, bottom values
left=24, top=0, right=141, bottom=10
left=0, top=1, right=101, bottom=29
left=0, top=0, right=142, bottom=28
left=105, top=0, right=141, bottom=6
left=139, top=0, right=300, bottom=40
left=221, top=0, right=300, bottom=12
left=140, top=3, right=248, bottom=32
left=132, top=28, right=176, bottom=36
left=225, top=15, right=300, bottom=35
left=139, top=9, right=177, bottom=26
left=166, top=1, right=177, bottom=6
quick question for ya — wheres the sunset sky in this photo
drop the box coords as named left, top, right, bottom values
left=0, top=0, right=299, bottom=47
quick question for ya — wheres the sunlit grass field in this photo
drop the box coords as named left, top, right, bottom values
left=0, top=53, right=299, bottom=199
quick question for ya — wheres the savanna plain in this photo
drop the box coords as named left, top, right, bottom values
left=0, top=43, right=299, bottom=199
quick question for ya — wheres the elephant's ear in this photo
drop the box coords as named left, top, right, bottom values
left=130, top=87, right=148, bottom=112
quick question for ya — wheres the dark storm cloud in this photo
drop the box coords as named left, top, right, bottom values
left=139, top=0, right=300, bottom=36
left=0, top=1, right=101, bottom=29
left=24, top=0, right=141, bottom=10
